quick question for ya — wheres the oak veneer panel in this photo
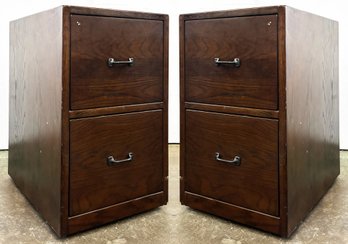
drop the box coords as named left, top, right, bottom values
left=9, top=6, right=168, bottom=237
left=70, top=15, right=163, bottom=110
left=184, top=192, right=281, bottom=235
left=69, top=110, right=163, bottom=215
left=180, top=6, right=339, bottom=237
left=69, top=102, right=163, bottom=119
left=69, top=6, right=166, bottom=20
left=185, top=15, right=278, bottom=110
left=185, top=110, right=279, bottom=216
left=182, top=6, right=280, bottom=20
left=9, top=7, right=63, bottom=234
left=68, top=192, right=164, bottom=234
left=185, top=102, right=279, bottom=119
left=285, top=6, right=339, bottom=235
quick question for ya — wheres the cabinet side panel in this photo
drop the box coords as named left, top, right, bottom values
left=9, top=7, right=63, bottom=234
left=162, top=15, right=169, bottom=204
left=179, top=15, right=186, bottom=204
left=285, top=7, right=339, bottom=235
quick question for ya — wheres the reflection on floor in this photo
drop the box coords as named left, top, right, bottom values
left=0, top=145, right=347, bottom=243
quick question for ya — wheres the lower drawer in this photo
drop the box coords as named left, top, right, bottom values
left=185, top=110, right=279, bottom=216
left=69, top=110, right=163, bottom=216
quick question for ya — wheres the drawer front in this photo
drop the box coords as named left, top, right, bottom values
left=185, top=110, right=279, bottom=216
left=70, top=15, right=164, bottom=110
left=69, top=110, right=163, bottom=216
left=185, top=15, right=278, bottom=109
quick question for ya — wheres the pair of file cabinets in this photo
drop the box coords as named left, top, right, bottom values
left=9, top=5, right=339, bottom=238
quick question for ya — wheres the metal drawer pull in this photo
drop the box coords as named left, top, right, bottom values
left=215, top=152, right=241, bottom=166
left=107, top=57, right=134, bottom=67
left=107, top=152, right=133, bottom=165
left=214, top=57, right=240, bottom=67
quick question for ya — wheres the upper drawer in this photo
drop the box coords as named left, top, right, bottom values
left=70, top=15, right=164, bottom=110
left=185, top=15, right=278, bottom=110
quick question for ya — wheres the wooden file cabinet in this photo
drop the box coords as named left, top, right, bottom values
left=180, top=6, right=339, bottom=237
left=9, top=6, right=168, bottom=237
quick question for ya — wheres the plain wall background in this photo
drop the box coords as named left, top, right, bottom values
left=0, top=0, right=347, bottom=149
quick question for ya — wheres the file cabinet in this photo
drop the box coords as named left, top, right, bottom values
left=9, top=6, right=168, bottom=237
left=180, top=6, right=339, bottom=237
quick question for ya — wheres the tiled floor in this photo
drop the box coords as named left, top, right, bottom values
left=0, top=145, right=347, bottom=243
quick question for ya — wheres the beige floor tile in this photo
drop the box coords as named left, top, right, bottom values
left=0, top=146, right=347, bottom=243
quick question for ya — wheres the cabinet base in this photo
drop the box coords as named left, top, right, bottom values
left=182, top=192, right=281, bottom=236
left=67, top=192, right=166, bottom=236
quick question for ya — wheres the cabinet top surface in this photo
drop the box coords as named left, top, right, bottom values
left=180, top=5, right=337, bottom=22
left=180, top=5, right=283, bottom=20
left=66, top=5, right=168, bottom=19
left=11, top=5, right=168, bottom=23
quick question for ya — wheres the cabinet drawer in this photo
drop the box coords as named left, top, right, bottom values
left=69, top=110, right=163, bottom=216
left=70, top=15, right=164, bottom=110
left=185, top=110, right=279, bottom=216
left=185, top=15, right=278, bottom=110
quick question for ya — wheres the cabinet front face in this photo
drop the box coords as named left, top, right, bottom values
left=185, top=15, right=278, bottom=110
left=185, top=110, right=279, bottom=216
left=69, top=110, right=163, bottom=216
left=70, top=15, right=164, bottom=110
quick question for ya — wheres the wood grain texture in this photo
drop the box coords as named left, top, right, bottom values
left=70, top=15, right=163, bottom=110
left=69, top=5, right=167, bottom=20
left=69, top=102, right=163, bottom=119
left=180, top=6, right=339, bottom=237
left=285, top=6, right=339, bottom=235
left=60, top=6, right=71, bottom=236
left=185, top=102, right=279, bottom=119
left=67, top=7, right=168, bottom=235
left=277, top=7, right=288, bottom=237
left=162, top=15, right=169, bottom=204
left=68, top=192, right=164, bottom=234
left=179, top=15, right=186, bottom=204
left=181, top=6, right=280, bottom=20
left=69, top=110, right=163, bottom=216
left=185, top=110, right=279, bottom=216
left=185, top=15, right=278, bottom=110
left=9, top=6, right=63, bottom=234
left=9, top=6, right=168, bottom=237
left=184, top=192, right=280, bottom=235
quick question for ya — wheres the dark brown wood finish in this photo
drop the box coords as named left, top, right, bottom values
left=277, top=7, right=288, bottom=237
left=9, top=7, right=64, bottom=234
left=69, top=111, right=163, bottom=215
left=179, top=15, right=186, bottom=204
left=69, top=102, right=163, bottom=118
left=185, top=192, right=280, bottom=235
left=180, top=6, right=339, bottom=237
left=185, top=15, right=278, bottom=110
left=70, top=15, right=163, bottom=110
left=69, top=6, right=166, bottom=20
left=9, top=6, right=168, bottom=237
left=68, top=192, right=164, bottom=234
left=162, top=15, right=169, bottom=204
left=61, top=6, right=71, bottom=236
left=185, top=102, right=279, bottom=119
left=185, top=110, right=279, bottom=215
left=182, top=6, right=279, bottom=20
left=285, top=6, right=339, bottom=235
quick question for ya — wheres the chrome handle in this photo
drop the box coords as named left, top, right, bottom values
left=214, top=57, right=240, bottom=67
left=215, top=152, right=241, bottom=166
left=107, top=152, right=133, bottom=165
left=107, top=57, right=134, bottom=67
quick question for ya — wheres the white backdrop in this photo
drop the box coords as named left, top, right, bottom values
left=1, top=0, right=347, bottom=149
